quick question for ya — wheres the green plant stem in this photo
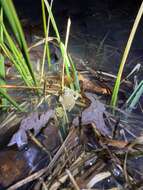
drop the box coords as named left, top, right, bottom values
left=41, top=0, right=52, bottom=69
left=0, top=7, right=7, bottom=107
left=126, top=80, right=143, bottom=111
left=0, top=89, right=25, bottom=112
left=0, top=0, right=37, bottom=87
left=111, top=2, right=143, bottom=107
left=44, top=0, right=74, bottom=89
left=0, top=23, right=34, bottom=87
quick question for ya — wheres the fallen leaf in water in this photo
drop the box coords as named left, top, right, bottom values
left=79, top=73, right=110, bottom=95
left=73, top=92, right=110, bottom=136
left=8, top=109, right=55, bottom=147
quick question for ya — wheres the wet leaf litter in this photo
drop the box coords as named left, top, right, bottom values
left=1, top=78, right=143, bottom=190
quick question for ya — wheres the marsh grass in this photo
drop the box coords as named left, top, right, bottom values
left=126, top=80, right=143, bottom=111
left=0, top=23, right=37, bottom=87
left=0, top=88, right=25, bottom=111
left=0, top=0, right=39, bottom=111
left=0, top=8, right=7, bottom=107
left=41, top=0, right=52, bottom=75
left=0, top=0, right=80, bottom=110
left=111, top=2, right=143, bottom=108
left=44, top=0, right=77, bottom=90
left=0, top=0, right=37, bottom=86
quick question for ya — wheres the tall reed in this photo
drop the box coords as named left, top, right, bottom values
left=111, top=2, right=143, bottom=107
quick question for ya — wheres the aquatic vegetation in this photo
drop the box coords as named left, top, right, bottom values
left=0, top=0, right=80, bottom=110
left=0, top=1, right=143, bottom=189
left=41, top=0, right=52, bottom=77
left=0, top=0, right=37, bottom=86
left=0, top=8, right=7, bottom=107
left=111, top=2, right=143, bottom=108
left=126, top=80, right=143, bottom=111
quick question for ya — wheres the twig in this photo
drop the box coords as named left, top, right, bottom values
left=66, top=169, right=80, bottom=190
left=7, top=127, right=77, bottom=190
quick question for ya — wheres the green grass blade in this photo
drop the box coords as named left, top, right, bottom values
left=69, top=54, right=80, bottom=91
left=0, top=88, right=25, bottom=111
left=60, top=42, right=74, bottom=89
left=0, top=23, right=34, bottom=87
left=0, top=8, right=7, bottom=107
left=41, top=0, right=51, bottom=69
left=0, top=56, right=7, bottom=107
left=110, top=2, right=143, bottom=108
left=44, top=0, right=74, bottom=89
left=41, top=0, right=53, bottom=78
left=41, top=0, right=47, bottom=36
left=126, top=80, right=143, bottom=111
left=0, top=42, right=32, bottom=87
left=44, top=0, right=60, bottom=41
left=0, top=0, right=37, bottom=86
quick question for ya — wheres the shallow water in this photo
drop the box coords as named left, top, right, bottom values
left=13, top=0, right=143, bottom=76
left=1, top=1, right=143, bottom=189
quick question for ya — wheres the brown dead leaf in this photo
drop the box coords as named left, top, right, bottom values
left=78, top=73, right=110, bottom=95
left=8, top=110, right=55, bottom=148
left=73, top=92, right=110, bottom=136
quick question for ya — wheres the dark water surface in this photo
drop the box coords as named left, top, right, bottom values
left=13, top=0, right=143, bottom=75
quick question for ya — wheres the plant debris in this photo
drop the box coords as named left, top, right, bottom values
left=0, top=0, right=143, bottom=189
left=73, top=92, right=110, bottom=136
left=8, top=110, right=55, bottom=148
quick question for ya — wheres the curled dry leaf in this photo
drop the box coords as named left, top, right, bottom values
left=8, top=109, right=55, bottom=148
left=73, top=92, right=110, bottom=136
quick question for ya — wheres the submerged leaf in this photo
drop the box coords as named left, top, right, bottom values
left=8, top=109, right=55, bottom=147
left=73, top=92, right=110, bottom=136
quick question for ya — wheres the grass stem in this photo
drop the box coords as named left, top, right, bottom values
left=111, top=2, right=143, bottom=107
